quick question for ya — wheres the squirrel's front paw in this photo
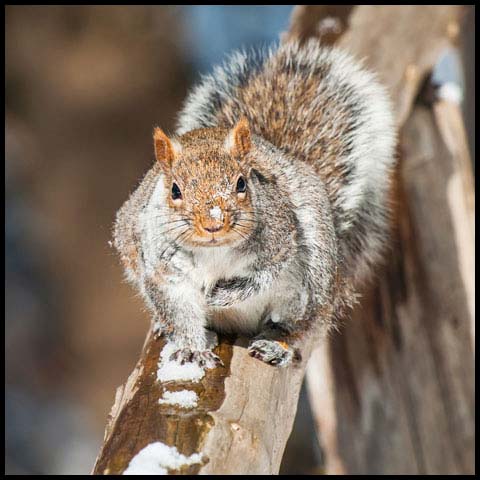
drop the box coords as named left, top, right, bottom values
left=248, top=339, right=294, bottom=367
left=169, top=348, right=224, bottom=368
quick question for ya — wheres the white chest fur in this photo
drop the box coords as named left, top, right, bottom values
left=141, top=178, right=273, bottom=335
left=189, top=246, right=270, bottom=334
left=190, top=246, right=252, bottom=291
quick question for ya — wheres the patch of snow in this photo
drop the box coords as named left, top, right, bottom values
left=157, top=342, right=205, bottom=383
left=123, top=442, right=202, bottom=475
left=212, top=188, right=230, bottom=200
left=317, top=16, right=342, bottom=36
left=152, top=321, right=162, bottom=335
left=438, top=82, right=463, bottom=104
left=209, top=205, right=223, bottom=220
left=269, top=312, right=281, bottom=323
left=158, top=389, right=198, bottom=409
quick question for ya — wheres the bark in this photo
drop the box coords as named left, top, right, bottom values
left=93, top=326, right=318, bottom=474
left=93, top=5, right=472, bottom=475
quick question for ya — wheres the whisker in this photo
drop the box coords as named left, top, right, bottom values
left=233, top=218, right=256, bottom=224
left=234, top=223, right=255, bottom=231
left=155, top=219, right=191, bottom=228
left=232, top=222, right=254, bottom=233
left=173, top=228, right=194, bottom=247
left=180, top=230, right=194, bottom=245
left=153, top=219, right=188, bottom=230
left=232, top=227, right=249, bottom=241
left=158, top=227, right=190, bottom=261
left=233, top=223, right=253, bottom=232
left=153, top=206, right=196, bottom=217
left=161, top=223, right=190, bottom=236
left=148, top=212, right=193, bottom=221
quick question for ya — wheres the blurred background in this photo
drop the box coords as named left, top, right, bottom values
left=5, top=5, right=474, bottom=475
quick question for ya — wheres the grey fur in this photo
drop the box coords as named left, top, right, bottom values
left=113, top=40, right=396, bottom=367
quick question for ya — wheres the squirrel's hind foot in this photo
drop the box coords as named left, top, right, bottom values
left=169, top=347, right=224, bottom=369
left=248, top=339, right=294, bottom=367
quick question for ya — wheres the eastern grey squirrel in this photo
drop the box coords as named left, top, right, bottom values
left=113, top=39, right=396, bottom=367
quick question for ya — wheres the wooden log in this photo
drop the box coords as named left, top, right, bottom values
left=459, top=5, right=475, bottom=166
left=93, top=322, right=318, bottom=474
left=93, top=5, right=469, bottom=475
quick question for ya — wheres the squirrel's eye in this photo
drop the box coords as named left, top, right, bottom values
left=171, top=182, right=182, bottom=200
left=236, top=176, right=246, bottom=193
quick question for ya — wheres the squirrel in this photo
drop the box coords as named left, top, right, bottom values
left=113, top=39, right=396, bottom=368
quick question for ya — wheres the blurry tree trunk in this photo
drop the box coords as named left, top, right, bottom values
left=307, top=98, right=475, bottom=475
left=297, top=4, right=475, bottom=475
left=93, top=5, right=473, bottom=475
left=460, top=5, right=475, bottom=169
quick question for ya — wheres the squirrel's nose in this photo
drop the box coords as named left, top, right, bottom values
left=201, top=217, right=225, bottom=234
left=204, top=224, right=223, bottom=233
left=200, top=205, right=227, bottom=234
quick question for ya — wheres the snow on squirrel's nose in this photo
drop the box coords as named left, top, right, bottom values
left=209, top=206, right=223, bottom=222
left=199, top=204, right=229, bottom=235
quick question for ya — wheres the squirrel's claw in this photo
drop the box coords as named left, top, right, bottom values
left=169, top=348, right=224, bottom=369
left=247, top=339, right=294, bottom=367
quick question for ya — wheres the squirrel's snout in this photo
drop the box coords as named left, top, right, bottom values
left=196, top=205, right=231, bottom=238
left=200, top=217, right=227, bottom=235
left=203, top=224, right=223, bottom=233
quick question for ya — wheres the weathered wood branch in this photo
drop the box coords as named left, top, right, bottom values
left=93, top=323, right=318, bottom=474
left=93, top=5, right=470, bottom=475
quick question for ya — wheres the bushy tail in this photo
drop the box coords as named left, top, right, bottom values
left=176, top=38, right=397, bottom=287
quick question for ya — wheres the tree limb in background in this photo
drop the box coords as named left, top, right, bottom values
left=303, top=5, right=474, bottom=475
left=308, top=94, right=475, bottom=475
left=283, top=5, right=353, bottom=45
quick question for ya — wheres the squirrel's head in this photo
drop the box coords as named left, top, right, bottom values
left=153, top=118, right=256, bottom=247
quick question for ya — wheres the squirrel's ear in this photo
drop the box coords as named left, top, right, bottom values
left=227, top=117, right=252, bottom=157
left=153, top=127, right=178, bottom=170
